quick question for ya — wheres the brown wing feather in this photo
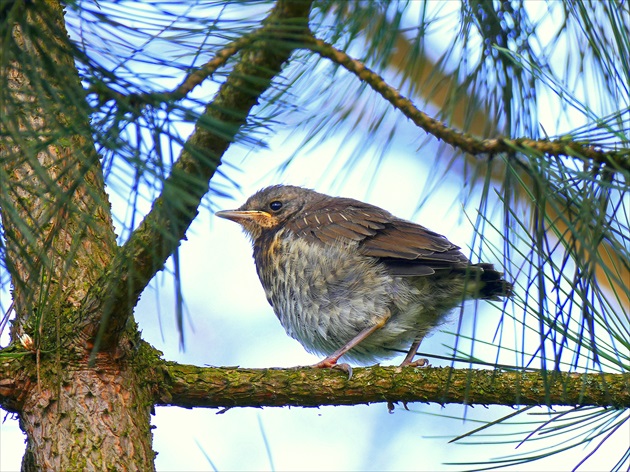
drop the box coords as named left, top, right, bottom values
left=286, top=197, right=470, bottom=276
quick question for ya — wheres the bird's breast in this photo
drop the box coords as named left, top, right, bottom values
left=253, top=232, right=402, bottom=353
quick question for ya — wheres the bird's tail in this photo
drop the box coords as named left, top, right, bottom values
left=467, top=263, right=513, bottom=300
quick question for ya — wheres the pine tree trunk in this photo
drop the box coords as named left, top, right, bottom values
left=0, top=2, right=156, bottom=469
left=19, top=356, right=155, bottom=471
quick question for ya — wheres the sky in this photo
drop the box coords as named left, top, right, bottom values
left=1, top=2, right=628, bottom=471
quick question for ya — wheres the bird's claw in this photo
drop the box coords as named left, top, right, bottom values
left=312, top=359, right=353, bottom=380
left=332, top=362, right=353, bottom=380
left=400, top=357, right=429, bottom=368
left=387, top=401, right=410, bottom=413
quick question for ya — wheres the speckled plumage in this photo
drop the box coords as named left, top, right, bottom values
left=216, top=185, right=512, bottom=366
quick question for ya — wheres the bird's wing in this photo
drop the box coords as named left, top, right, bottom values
left=287, top=198, right=469, bottom=276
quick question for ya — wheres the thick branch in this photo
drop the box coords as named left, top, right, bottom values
left=155, top=362, right=630, bottom=409
left=86, top=0, right=314, bottom=350
left=306, top=36, right=630, bottom=172
left=2, top=349, right=627, bottom=413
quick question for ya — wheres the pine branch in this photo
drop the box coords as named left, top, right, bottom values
left=3, top=346, right=626, bottom=413
left=339, top=3, right=499, bottom=137
left=87, top=33, right=256, bottom=108
left=85, top=0, right=314, bottom=355
left=155, top=362, right=630, bottom=409
left=306, top=36, right=630, bottom=172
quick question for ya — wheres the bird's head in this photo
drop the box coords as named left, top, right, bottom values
left=215, top=185, right=317, bottom=241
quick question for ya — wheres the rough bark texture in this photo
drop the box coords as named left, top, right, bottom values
left=19, top=355, right=155, bottom=471
left=0, top=4, right=118, bottom=348
left=154, top=363, right=630, bottom=409
left=0, top=1, right=155, bottom=469
left=3, top=352, right=627, bottom=412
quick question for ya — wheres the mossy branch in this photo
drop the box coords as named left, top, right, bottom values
left=155, top=362, right=630, bottom=410
left=2, top=344, right=627, bottom=414
left=305, top=36, right=630, bottom=172
left=84, top=0, right=314, bottom=353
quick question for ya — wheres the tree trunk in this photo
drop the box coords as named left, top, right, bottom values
left=0, top=2, right=155, bottom=469
left=19, top=355, right=155, bottom=471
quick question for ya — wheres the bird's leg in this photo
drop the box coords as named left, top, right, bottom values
left=399, top=338, right=429, bottom=368
left=312, top=310, right=391, bottom=378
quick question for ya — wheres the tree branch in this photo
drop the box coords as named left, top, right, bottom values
left=4, top=348, right=626, bottom=413
left=154, top=362, right=630, bottom=409
left=84, top=0, right=314, bottom=353
left=88, top=34, right=256, bottom=109
left=305, top=36, right=630, bottom=172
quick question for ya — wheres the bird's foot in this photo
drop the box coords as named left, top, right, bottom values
left=399, top=357, right=429, bottom=368
left=387, top=401, right=411, bottom=413
left=312, top=358, right=353, bottom=380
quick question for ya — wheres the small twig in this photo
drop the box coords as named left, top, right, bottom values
left=168, top=35, right=257, bottom=101
left=88, top=34, right=257, bottom=108
left=304, top=36, right=630, bottom=172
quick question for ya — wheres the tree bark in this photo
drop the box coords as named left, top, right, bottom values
left=18, top=356, right=156, bottom=471
left=0, top=1, right=155, bottom=469
left=154, top=363, right=630, bottom=410
left=3, top=353, right=627, bottom=412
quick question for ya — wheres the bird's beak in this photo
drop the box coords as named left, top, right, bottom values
left=215, top=209, right=272, bottom=225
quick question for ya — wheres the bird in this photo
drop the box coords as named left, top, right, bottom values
left=216, top=185, right=512, bottom=373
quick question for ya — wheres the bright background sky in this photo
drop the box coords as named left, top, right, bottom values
left=1, top=2, right=627, bottom=471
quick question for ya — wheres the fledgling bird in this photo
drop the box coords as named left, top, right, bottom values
left=216, top=185, right=512, bottom=371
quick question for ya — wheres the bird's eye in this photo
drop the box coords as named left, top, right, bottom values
left=269, top=201, right=283, bottom=211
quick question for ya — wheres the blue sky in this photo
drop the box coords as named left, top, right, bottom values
left=1, top=2, right=628, bottom=470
